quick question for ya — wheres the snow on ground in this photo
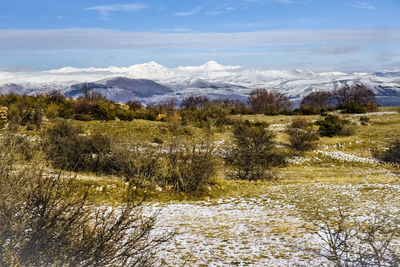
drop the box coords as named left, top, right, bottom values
left=269, top=123, right=289, bottom=132
left=314, top=150, right=379, bottom=164
left=149, top=183, right=400, bottom=266
left=350, top=111, right=398, bottom=117
left=152, top=195, right=327, bottom=266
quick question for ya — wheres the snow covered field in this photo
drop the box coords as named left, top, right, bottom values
left=151, top=183, right=400, bottom=266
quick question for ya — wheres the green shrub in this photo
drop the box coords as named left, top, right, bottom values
left=340, top=101, right=367, bottom=114
left=58, top=100, right=75, bottom=119
left=226, top=123, right=285, bottom=181
left=116, top=109, right=135, bottom=121
left=316, top=115, right=356, bottom=137
left=74, top=113, right=93, bottom=121
left=243, top=120, right=269, bottom=128
left=91, top=102, right=116, bottom=121
left=180, top=103, right=230, bottom=128
left=7, top=103, right=42, bottom=129
left=42, top=121, right=163, bottom=182
left=286, top=118, right=319, bottom=152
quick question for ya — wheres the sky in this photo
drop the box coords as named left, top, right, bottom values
left=0, top=0, right=399, bottom=72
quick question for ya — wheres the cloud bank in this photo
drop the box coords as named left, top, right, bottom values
left=0, top=28, right=399, bottom=50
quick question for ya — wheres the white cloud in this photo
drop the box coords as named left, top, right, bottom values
left=276, top=0, right=294, bottom=3
left=311, top=45, right=361, bottom=55
left=348, top=2, right=375, bottom=10
left=377, top=51, right=399, bottom=63
left=206, top=11, right=223, bottom=15
left=206, top=7, right=235, bottom=15
left=87, top=4, right=148, bottom=16
left=175, top=6, right=202, bottom=16
left=0, top=29, right=398, bottom=50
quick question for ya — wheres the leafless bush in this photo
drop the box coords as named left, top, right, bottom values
left=298, top=195, right=400, bottom=267
left=180, top=95, right=210, bottom=110
left=374, top=140, right=400, bottom=165
left=162, top=141, right=218, bottom=194
left=300, top=91, right=336, bottom=113
left=248, top=89, right=292, bottom=114
left=0, top=135, right=173, bottom=266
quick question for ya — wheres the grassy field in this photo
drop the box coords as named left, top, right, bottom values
left=38, top=107, right=397, bottom=204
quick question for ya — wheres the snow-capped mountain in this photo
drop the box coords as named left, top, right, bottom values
left=0, top=61, right=399, bottom=105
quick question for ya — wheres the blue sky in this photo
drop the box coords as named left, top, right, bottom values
left=0, top=0, right=399, bottom=72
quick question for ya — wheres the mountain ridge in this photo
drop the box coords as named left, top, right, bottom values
left=0, top=61, right=399, bottom=106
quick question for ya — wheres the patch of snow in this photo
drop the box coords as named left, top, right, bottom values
left=351, top=111, right=398, bottom=117
left=314, top=150, right=379, bottom=164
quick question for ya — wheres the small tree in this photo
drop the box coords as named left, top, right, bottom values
left=335, top=84, right=378, bottom=113
left=248, top=89, right=292, bottom=114
left=226, top=122, right=285, bottom=180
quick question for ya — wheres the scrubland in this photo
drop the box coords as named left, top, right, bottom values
left=1, top=103, right=400, bottom=266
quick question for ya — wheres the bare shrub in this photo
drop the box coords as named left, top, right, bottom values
left=162, top=141, right=218, bottom=194
left=285, top=118, right=319, bottom=152
left=294, top=189, right=400, bottom=267
left=42, top=120, right=92, bottom=171
left=248, top=89, right=292, bottom=114
left=307, top=205, right=400, bottom=266
left=180, top=95, right=210, bottom=110
left=374, top=140, right=400, bottom=165
left=0, top=136, right=172, bottom=266
left=300, top=91, right=335, bottom=114
left=101, top=145, right=163, bottom=186
left=126, top=99, right=143, bottom=111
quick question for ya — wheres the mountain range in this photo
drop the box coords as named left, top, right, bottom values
left=0, top=61, right=399, bottom=106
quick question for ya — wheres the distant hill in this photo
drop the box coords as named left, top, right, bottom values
left=66, top=77, right=173, bottom=103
